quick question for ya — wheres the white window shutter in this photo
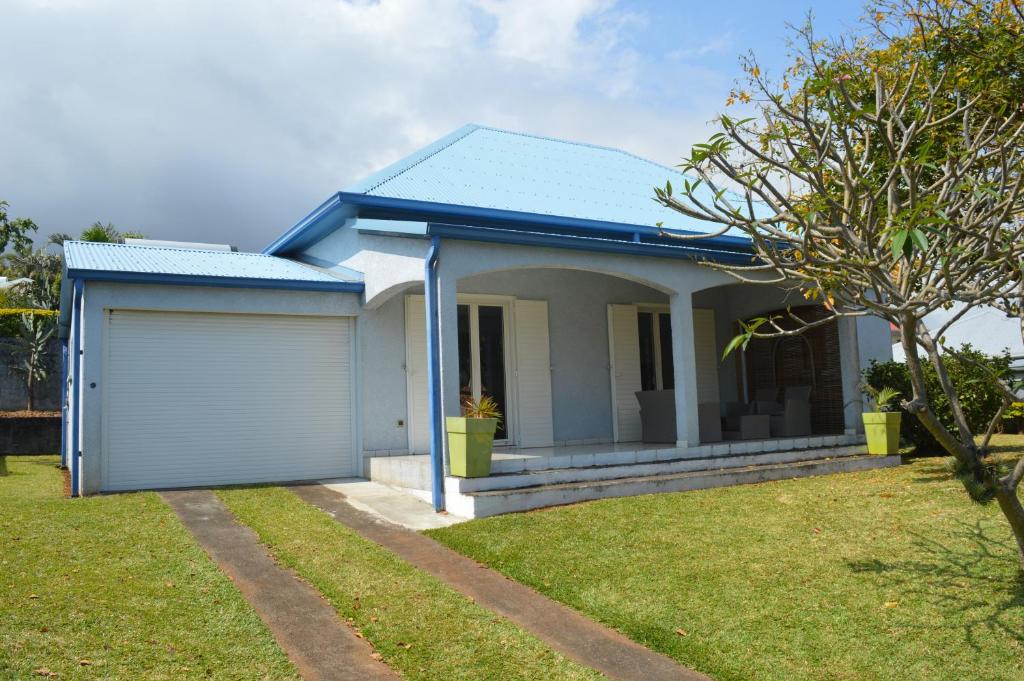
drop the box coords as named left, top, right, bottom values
left=404, top=295, right=430, bottom=454
left=514, top=299, right=554, bottom=448
left=693, top=308, right=720, bottom=405
left=608, top=304, right=642, bottom=442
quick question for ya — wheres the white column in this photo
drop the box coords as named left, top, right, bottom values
left=669, top=292, right=701, bottom=448
left=838, top=316, right=864, bottom=434
left=436, top=269, right=461, bottom=466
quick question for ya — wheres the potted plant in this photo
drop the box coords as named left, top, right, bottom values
left=862, top=385, right=902, bottom=455
left=446, top=395, right=502, bottom=478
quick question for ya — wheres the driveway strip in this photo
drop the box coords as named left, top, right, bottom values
left=161, top=490, right=400, bottom=681
left=291, top=483, right=709, bottom=681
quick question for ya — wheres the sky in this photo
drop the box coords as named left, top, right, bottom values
left=0, top=0, right=866, bottom=252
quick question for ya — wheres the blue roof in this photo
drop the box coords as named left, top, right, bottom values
left=347, top=124, right=716, bottom=232
left=63, top=241, right=363, bottom=292
left=264, top=124, right=755, bottom=258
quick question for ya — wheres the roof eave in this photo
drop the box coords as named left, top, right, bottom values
left=264, top=191, right=755, bottom=256
left=64, top=268, right=365, bottom=293
left=425, top=223, right=757, bottom=265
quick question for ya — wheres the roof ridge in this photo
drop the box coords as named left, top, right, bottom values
left=351, top=124, right=482, bottom=195
left=467, top=124, right=689, bottom=179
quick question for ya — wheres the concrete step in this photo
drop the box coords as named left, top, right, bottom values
left=444, top=454, right=902, bottom=518
left=449, top=445, right=866, bottom=494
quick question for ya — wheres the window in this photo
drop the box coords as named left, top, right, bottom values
left=637, top=310, right=674, bottom=391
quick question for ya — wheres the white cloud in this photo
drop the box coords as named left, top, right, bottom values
left=0, top=0, right=733, bottom=250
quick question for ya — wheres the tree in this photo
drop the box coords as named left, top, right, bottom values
left=3, top=311, right=56, bottom=411
left=78, top=221, right=144, bottom=244
left=0, top=200, right=37, bottom=257
left=654, top=1, right=1024, bottom=567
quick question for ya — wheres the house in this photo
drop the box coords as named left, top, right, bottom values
left=58, top=124, right=895, bottom=515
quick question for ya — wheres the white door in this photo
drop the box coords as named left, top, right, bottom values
left=608, top=304, right=643, bottom=442
left=102, top=310, right=355, bottom=491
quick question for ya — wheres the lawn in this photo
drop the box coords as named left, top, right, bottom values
left=428, top=434, right=1024, bottom=681
left=217, top=486, right=601, bottom=681
left=0, top=456, right=298, bottom=680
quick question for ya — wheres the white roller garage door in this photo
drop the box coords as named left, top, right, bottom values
left=102, top=310, right=354, bottom=491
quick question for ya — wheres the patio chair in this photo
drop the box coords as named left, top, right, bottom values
left=635, top=390, right=676, bottom=443
left=760, top=385, right=812, bottom=438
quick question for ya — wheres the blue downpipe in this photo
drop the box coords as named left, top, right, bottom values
left=425, top=236, right=445, bottom=511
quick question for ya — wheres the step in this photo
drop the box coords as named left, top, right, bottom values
left=448, top=445, right=867, bottom=494
left=444, top=455, right=902, bottom=518
left=488, top=433, right=863, bottom=474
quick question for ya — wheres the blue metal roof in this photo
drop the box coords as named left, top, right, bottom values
left=64, top=241, right=363, bottom=292
left=348, top=124, right=725, bottom=232
left=265, top=124, right=754, bottom=259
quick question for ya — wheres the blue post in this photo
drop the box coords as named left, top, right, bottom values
left=424, top=236, right=445, bottom=512
left=69, top=280, right=83, bottom=497
left=59, top=343, right=68, bottom=469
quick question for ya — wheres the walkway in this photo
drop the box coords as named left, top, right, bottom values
left=161, top=490, right=399, bottom=681
left=291, top=483, right=710, bottom=681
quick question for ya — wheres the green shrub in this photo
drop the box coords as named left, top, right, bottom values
left=1004, top=401, right=1024, bottom=435
left=862, top=344, right=1013, bottom=456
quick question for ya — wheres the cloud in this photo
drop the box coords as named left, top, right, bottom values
left=0, top=0, right=733, bottom=250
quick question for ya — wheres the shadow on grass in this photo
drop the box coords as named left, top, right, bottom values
left=848, top=519, right=1024, bottom=650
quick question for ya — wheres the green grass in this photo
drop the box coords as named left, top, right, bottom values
left=217, top=486, right=602, bottom=681
left=0, top=456, right=298, bottom=680
left=428, top=435, right=1024, bottom=681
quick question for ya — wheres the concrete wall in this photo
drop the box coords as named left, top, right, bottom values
left=72, top=281, right=362, bottom=494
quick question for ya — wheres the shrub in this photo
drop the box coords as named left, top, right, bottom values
left=862, top=344, right=1013, bottom=456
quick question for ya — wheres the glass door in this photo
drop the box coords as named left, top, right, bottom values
left=457, top=302, right=510, bottom=441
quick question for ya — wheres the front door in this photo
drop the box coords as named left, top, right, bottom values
left=457, top=302, right=511, bottom=442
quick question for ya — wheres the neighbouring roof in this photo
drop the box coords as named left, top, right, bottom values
left=347, top=124, right=715, bottom=231
left=63, top=241, right=363, bottom=292
left=265, top=124, right=755, bottom=260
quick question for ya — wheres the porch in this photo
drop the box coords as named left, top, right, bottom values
left=356, top=241, right=892, bottom=515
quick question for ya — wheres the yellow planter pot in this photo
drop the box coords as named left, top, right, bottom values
left=863, top=412, right=901, bottom=455
left=446, top=417, right=498, bottom=478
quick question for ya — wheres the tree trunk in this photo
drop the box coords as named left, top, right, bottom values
left=994, top=484, right=1024, bottom=570
left=26, top=372, right=34, bottom=412
left=903, top=318, right=1024, bottom=570
left=899, top=321, right=972, bottom=459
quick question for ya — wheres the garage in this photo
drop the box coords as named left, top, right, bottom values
left=100, top=310, right=355, bottom=491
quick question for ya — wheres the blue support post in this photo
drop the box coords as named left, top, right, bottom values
left=424, top=236, right=445, bottom=512
left=59, top=343, right=68, bottom=469
left=69, top=279, right=83, bottom=497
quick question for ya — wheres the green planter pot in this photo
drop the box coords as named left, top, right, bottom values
left=863, top=412, right=902, bottom=455
left=446, top=417, right=498, bottom=478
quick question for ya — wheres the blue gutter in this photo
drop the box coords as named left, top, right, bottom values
left=59, top=343, right=68, bottom=469
left=424, top=235, right=445, bottom=512
left=64, top=268, right=364, bottom=293
left=263, top=191, right=756, bottom=257
left=426, top=222, right=758, bottom=266
left=69, top=279, right=83, bottom=497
